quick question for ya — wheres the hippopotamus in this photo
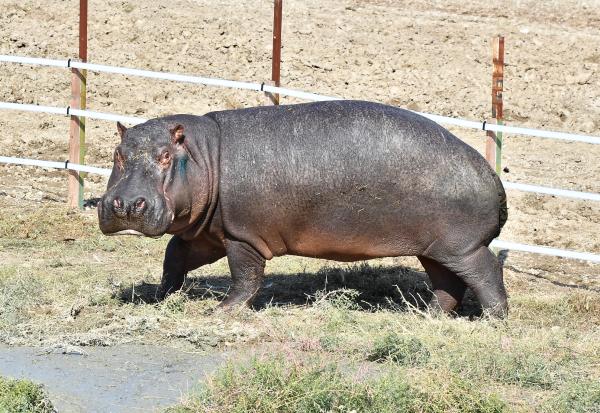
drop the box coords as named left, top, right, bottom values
left=98, top=100, right=508, bottom=316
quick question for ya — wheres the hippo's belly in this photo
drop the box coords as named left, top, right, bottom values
left=224, top=174, right=479, bottom=260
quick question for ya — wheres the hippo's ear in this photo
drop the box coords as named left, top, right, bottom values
left=170, top=125, right=185, bottom=145
left=116, top=122, right=127, bottom=141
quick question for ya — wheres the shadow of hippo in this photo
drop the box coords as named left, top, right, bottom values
left=115, top=264, right=483, bottom=317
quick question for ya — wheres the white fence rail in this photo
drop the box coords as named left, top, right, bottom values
left=502, top=182, right=600, bottom=202
left=490, top=240, right=600, bottom=264
left=1, top=54, right=600, bottom=144
left=0, top=155, right=111, bottom=176
left=0, top=101, right=146, bottom=125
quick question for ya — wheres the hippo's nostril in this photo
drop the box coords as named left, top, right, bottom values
left=113, top=197, right=123, bottom=211
left=134, top=197, right=147, bottom=212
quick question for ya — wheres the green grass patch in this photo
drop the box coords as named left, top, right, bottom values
left=445, top=341, right=566, bottom=389
left=0, top=376, right=54, bottom=413
left=542, top=379, right=600, bottom=413
left=367, top=332, right=430, bottom=366
left=168, top=356, right=507, bottom=413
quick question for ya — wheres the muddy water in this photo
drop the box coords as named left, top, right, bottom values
left=0, top=344, right=225, bottom=412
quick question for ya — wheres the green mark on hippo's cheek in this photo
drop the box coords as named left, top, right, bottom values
left=177, top=155, right=188, bottom=177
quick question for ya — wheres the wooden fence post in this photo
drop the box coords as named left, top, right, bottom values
left=486, top=36, right=504, bottom=174
left=67, top=0, right=88, bottom=209
left=268, top=0, right=282, bottom=105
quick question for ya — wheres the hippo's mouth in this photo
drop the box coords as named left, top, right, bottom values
left=97, top=198, right=174, bottom=239
left=108, top=229, right=145, bottom=237
left=107, top=229, right=163, bottom=239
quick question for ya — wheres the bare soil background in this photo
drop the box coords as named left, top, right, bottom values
left=0, top=1, right=599, bottom=411
left=0, top=0, right=599, bottom=269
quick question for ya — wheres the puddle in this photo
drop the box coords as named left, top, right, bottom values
left=0, top=344, right=225, bottom=412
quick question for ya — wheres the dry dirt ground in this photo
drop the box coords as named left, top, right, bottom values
left=0, top=0, right=599, bottom=411
left=0, top=0, right=599, bottom=264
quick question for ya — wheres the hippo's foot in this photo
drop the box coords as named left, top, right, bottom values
left=419, top=256, right=467, bottom=314
left=221, top=239, right=266, bottom=311
left=160, top=235, right=227, bottom=301
left=432, top=246, right=508, bottom=318
left=156, top=283, right=182, bottom=301
left=420, top=246, right=508, bottom=318
left=218, top=287, right=261, bottom=310
left=428, top=291, right=462, bottom=314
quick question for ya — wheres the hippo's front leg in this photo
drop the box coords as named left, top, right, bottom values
left=220, top=239, right=266, bottom=308
left=159, top=235, right=226, bottom=298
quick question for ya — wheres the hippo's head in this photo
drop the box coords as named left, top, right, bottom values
left=98, top=118, right=213, bottom=238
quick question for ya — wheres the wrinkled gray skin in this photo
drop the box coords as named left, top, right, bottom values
left=98, top=101, right=508, bottom=316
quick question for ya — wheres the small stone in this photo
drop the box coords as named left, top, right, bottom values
left=567, top=72, right=591, bottom=85
left=580, top=120, right=596, bottom=133
left=70, top=302, right=85, bottom=318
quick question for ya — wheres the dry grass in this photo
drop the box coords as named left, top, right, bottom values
left=0, top=204, right=599, bottom=412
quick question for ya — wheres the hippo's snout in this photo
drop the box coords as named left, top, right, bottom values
left=98, top=192, right=172, bottom=238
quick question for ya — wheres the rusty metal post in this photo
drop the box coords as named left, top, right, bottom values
left=68, top=0, right=88, bottom=208
left=486, top=36, right=504, bottom=174
left=269, top=0, right=282, bottom=105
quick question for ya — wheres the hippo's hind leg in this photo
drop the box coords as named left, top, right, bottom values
left=418, top=256, right=466, bottom=313
left=160, top=235, right=226, bottom=298
left=220, top=239, right=266, bottom=309
left=432, top=246, right=508, bottom=318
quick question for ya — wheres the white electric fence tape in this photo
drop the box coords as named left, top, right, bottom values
left=0, top=101, right=66, bottom=116
left=69, top=61, right=340, bottom=102
left=0, top=54, right=69, bottom=68
left=490, top=240, right=600, bottom=263
left=0, top=101, right=147, bottom=125
left=484, top=123, right=600, bottom=145
left=69, top=108, right=146, bottom=125
left=2, top=54, right=599, bottom=143
left=0, top=156, right=111, bottom=176
left=502, top=182, right=600, bottom=202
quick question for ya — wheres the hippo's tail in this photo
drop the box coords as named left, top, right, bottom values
left=493, top=172, right=508, bottom=236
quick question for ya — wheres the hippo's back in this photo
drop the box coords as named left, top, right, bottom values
left=207, top=100, right=501, bottom=260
